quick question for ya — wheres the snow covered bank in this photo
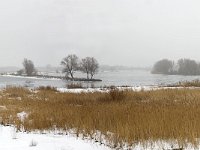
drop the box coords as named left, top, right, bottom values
left=1, top=74, right=61, bottom=81
left=0, top=125, right=110, bottom=150
left=57, top=86, right=195, bottom=93
left=57, top=88, right=109, bottom=93
left=56, top=86, right=158, bottom=93
left=0, top=125, right=198, bottom=150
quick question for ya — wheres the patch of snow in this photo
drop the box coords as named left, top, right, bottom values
left=0, top=125, right=199, bottom=150
left=0, top=125, right=110, bottom=150
left=17, top=111, right=28, bottom=122
left=56, top=86, right=161, bottom=93
left=57, top=86, right=200, bottom=93
left=57, top=88, right=109, bottom=93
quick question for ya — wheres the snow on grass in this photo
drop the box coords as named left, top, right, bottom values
left=17, top=111, right=28, bottom=122
left=0, top=125, right=110, bottom=150
left=57, top=88, right=109, bottom=93
left=56, top=86, right=157, bottom=93
left=0, top=125, right=198, bottom=150
left=57, top=85, right=200, bottom=94
left=56, top=86, right=183, bottom=93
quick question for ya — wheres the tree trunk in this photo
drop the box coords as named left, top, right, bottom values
left=70, top=72, right=74, bottom=80
left=91, top=74, right=94, bottom=79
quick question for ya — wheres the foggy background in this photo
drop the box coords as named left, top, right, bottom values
left=1, top=0, right=200, bottom=67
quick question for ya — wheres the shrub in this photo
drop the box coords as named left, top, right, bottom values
left=98, top=89, right=127, bottom=103
left=37, top=86, right=57, bottom=92
left=67, top=83, right=83, bottom=89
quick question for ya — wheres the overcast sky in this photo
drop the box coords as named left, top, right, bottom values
left=1, top=0, right=200, bottom=67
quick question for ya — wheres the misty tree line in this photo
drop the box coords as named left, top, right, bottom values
left=152, top=58, right=200, bottom=75
left=18, top=54, right=99, bottom=79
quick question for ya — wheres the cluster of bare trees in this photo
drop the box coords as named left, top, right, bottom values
left=18, top=55, right=99, bottom=79
left=152, top=58, right=200, bottom=75
left=61, top=54, right=99, bottom=79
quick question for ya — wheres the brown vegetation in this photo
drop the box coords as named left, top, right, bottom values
left=1, top=87, right=200, bottom=148
left=67, top=83, right=83, bottom=89
left=177, top=80, right=200, bottom=87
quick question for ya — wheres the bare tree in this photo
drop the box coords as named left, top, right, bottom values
left=89, top=57, right=99, bottom=79
left=80, top=57, right=91, bottom=79
left=61, top=54, right=79, bottom=79
left=23, top=58, right=37, bottom=76
left=80, top=57, right=99, bottom=79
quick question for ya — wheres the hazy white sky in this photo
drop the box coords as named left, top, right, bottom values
left=1, top=0, right=200, bottom=67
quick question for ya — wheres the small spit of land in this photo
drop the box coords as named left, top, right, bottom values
left=6, top=73, right=103, bottom=82
left=1, top=81, right=200, bottom=149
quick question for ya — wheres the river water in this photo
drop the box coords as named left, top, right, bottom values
left=1, top=70, right=200, bottom=88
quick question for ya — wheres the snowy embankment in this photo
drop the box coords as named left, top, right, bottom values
left=0, top=125, right=198, bottom=150
left=0, top=125, right=110, bottom=150
left=57, top=86, right=158, bottom=93
left=1, top=74, right=61, bottom=81
left=57, top=86, right=195, bottom=93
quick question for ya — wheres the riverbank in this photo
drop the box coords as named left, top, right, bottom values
left=1, top=86, right=200, bottom=149
left=4, top=74, right=102, bottom=82
left=0, top=125, right=110, bottom=150
left=57, top=79, right=200, bottom=93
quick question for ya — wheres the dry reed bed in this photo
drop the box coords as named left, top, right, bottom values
left=0, top=87, right=200, bottom=148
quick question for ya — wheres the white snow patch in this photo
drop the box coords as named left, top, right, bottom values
left=0, top=125, right=199, bottom=150
left=0, top=125, right=110, bottom=150
left=17, top=111, right=28, bottom=122
left=57, top=86, right=200, bottom=93
left=57, top=88, right=109, bottom=93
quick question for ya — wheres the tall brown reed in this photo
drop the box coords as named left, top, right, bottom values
left=1, top=87, right=200, bottom=148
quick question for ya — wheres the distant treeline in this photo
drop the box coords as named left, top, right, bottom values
left=17, top=54, right=100, bottom=80
left=152, top=58, right=200, bottom=76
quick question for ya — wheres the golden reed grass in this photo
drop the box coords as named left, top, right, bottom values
left=1, top=87, right=200, bottom=148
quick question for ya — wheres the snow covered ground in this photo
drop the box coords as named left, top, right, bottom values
left=56, top=86, right=193, bottom=93
left=0, top=125, right=198, bottom=150
left=56, top=86, right=159, bottom=93
left=0, top=125, right=110, bottom=150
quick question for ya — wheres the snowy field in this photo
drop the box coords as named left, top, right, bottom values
left=0, top=125, right=199, bottom=150
left=0, top=125, right=110, bottom=150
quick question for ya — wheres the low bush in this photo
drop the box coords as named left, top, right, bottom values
left=67, top=83, right=83, bottom=89
left=178, top=80, right=200, bottom=87
left=37, top=86, right=57, bottom=92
